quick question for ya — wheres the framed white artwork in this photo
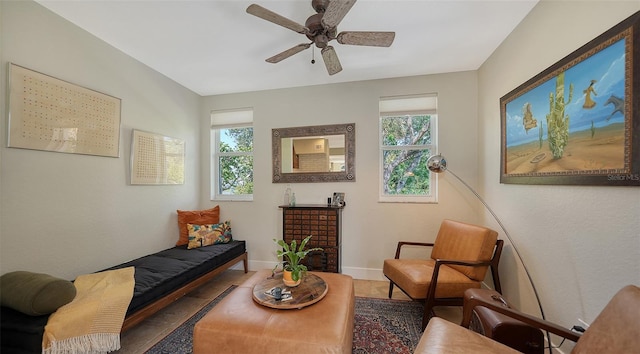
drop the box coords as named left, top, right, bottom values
left=130, top=130, right=185, bottom=185
left=8, top=63, right=121, bottom=157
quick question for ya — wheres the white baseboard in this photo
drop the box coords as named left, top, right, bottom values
left=247, top=260, right=278, bottom=271
left=231, top=259, right=386, bottom=281
left=341, top=266, right=387, bottom=281
left=228, top=260, right=277, bottom=271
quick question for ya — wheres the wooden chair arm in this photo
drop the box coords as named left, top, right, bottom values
left=394, top=241, right=435, bottom=259
left=464, top=296, right=582, bottom=343
left=434, top=258, right=492, bottom=268
left=424, top=259, right=494, bottom=305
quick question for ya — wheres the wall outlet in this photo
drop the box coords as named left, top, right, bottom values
left=577, top=318, right=590, bottom=328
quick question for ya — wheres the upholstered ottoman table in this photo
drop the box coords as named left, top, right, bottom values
left=193, top=269, right=355, bottom=354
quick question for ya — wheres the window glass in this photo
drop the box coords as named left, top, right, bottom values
left=379, top=96, right=437, bottom=203
left=216, top=128, right=254, bottom=197
left=211, top=109, right=253, bottom=201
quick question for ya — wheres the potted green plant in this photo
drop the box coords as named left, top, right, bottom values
left=273, top=235, right=323, bottom=287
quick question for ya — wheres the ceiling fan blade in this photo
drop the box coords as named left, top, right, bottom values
left=246, top=4, right=308, bottom=34
left=321, top=0, right=357, bottom=29
left=321, top=46, right=342, bottom=75
left=266, top=43, right=312, bottom=63
left=337, top=31, right=395, bottom=47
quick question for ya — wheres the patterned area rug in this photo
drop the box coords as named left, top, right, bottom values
left=145, top=286, right=429, bottom=354
left=353, top=297, right=427, bottom=353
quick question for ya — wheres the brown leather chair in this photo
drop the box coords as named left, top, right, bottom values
left=415, top=285, right=640, bottom=354
left=383, top=219, right=503, bottom=329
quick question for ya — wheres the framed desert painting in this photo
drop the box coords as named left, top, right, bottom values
left=500, top=11, right=639, bottom=186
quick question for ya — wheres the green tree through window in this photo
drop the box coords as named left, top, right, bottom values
left=382, top=114, right=432, bottom=195
left=214, top=127, right=253, bottom=199
left=379, top=95, right=437, bottom=202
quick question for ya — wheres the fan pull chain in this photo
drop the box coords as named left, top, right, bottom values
left=311, top=46, right=316, bottom=64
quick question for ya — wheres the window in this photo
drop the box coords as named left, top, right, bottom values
left=211, top=108, right=253, bottom=201
left=379, top=95, right=438, bottom=203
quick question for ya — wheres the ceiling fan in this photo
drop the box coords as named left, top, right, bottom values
left=246, top=0, right=395, bottom=75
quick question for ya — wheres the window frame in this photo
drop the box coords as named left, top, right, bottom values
left=210, top=109, right=254, bottom=201
left=379, top=96, right=438, bottom=203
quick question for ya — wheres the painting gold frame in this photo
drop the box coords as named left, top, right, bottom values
left=500, top=11, right=639, bottom=186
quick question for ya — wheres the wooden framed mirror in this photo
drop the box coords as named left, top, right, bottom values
left=272, top=123, right=355, bottom=183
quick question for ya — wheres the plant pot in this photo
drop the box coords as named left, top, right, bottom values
left=283, top=269, right=302, bottom=287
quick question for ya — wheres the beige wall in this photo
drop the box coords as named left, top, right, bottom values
left=2, top=3, right=638, bottom=350
left=478, top=1, right=640, bottom=351
left=1, top=1, right=481, bottom=282
left=0, top=0, right=201, bottom=279
left=200, top=72, right=481, bottom=279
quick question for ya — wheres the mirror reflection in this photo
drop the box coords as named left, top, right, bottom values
left=280, top=135, right=345, bottom=173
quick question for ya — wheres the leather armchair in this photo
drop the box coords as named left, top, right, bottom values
left=414, top=285, right=640, bottom=353
left=383, top=219, right=503, bottom=329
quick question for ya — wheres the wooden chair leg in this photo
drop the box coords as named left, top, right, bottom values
left=388, top=282, right=394, bottom=298
left=422, top=296, right=435, bottom=329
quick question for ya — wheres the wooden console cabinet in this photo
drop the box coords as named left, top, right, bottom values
left=279, top=204, right=344, bottom=273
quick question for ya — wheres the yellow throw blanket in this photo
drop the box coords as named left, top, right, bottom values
left=42, top=267, right=135, bottom=354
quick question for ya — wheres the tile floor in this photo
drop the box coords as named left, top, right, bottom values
left=115, top=269, right=462, bottom=353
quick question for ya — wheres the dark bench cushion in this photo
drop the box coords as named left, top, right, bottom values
left=104, top=240, right=246, bottom=315
left=1, top=240, right=246, bottom=353
left=0, top=306, right=49, bottom=353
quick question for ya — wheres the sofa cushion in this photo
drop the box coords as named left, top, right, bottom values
left=176, top=206, right=220, bottom=246
left=0, top=271, right=76, bottom=316
left=187, top=221, right=232, bottom=249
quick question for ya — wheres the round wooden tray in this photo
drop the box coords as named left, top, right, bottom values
left=252, top=272, right=328, bottom=309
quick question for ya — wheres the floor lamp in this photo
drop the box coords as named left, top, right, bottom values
left=426, top=154, right=547, bottom=326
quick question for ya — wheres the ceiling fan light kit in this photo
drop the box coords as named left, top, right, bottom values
left=246, top=0, right=395, bottom=75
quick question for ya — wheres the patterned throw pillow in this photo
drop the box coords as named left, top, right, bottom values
left=176, top=206, right=220, bottom=246
left=187, top=221, right=232, bottom=249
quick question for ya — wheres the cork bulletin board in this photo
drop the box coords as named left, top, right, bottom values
left=8, top=63, right=121, bottom=157
left=131, top=130, right=185, bottom=185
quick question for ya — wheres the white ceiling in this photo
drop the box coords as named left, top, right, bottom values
left=35, top=0, right=538, bottom=96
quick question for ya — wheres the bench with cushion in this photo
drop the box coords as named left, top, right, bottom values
left=1, top=241, right=247, bottom=354
left=1, top=206, right=248, bottom=354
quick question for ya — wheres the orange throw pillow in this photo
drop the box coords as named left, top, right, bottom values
left=176, top=206, right=220, bottom=246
